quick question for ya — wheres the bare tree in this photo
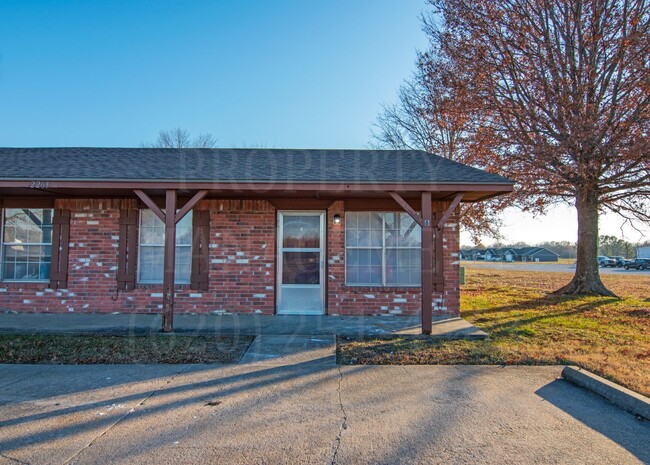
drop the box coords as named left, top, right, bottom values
left=144, top=127, right=217, bottom=148
left=372, top=56, right=514, bottom=242
left=424, top=0, right=650, bottom=296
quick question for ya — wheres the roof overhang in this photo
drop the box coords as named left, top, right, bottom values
left=0, top=179, right=513, bottom=204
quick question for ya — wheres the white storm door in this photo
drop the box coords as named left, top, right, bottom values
left=277, top=212, right=325, bottom=315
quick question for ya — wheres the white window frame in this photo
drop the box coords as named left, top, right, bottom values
left=137, top=209, right=192, bottom=285
left=345, top=211, right=421, bottom=287
left=0, top=208, right=54, bottom=283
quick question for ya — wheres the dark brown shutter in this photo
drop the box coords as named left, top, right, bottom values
left=191, top=210, right=210, bottom=291
left=49, top=209, right=71, bottom=289
left=117, top=209, right=138, bottom=291
left=432, top=212, right=444, bottom=292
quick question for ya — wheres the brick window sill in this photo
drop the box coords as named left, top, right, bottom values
left=136, top=284, right=192, bottom=290
left=0, top=282, right=49, bottom=289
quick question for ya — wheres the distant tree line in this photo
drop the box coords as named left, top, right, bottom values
left=462, top=237, right=650, bottom=259
left=597, top=236, right=649, bottom=259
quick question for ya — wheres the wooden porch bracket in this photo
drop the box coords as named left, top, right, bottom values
left=436, top=193, right=464, bottom=230
left=175, top=190, right=208, bottom=224
left=134, top=189, right=165, bottom=222
left=132, top=188, right=209, bottom=333
left=389, top=192, right=424, bottom=227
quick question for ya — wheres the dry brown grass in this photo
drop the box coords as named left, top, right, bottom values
left=339, top=268, right=650, bottom=396
left=0, top=334, right=254, bottom=364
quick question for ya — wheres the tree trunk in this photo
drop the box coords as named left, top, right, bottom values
left=554, top=190, right=617, bottom=297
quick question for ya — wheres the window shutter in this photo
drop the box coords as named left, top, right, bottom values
left=433, top=212, right=444, bottom=292
left=191, top=210, right=210, bottom=291
left=117, top=209, right=138, bottom=291
left=49, top=209, right=71, bottom=289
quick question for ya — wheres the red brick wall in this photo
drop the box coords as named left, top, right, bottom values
left=0, top=199, right=276, bottom=315
left=326, top=201, right=460, bottom=316
left=0, top=198, right=460, bottom=316
left=203, top=200, right=276, bottom=315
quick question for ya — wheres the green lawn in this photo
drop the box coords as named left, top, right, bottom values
left=338, top=268, right=650, bottom=397
left=0, top=334, right=254, bottom=364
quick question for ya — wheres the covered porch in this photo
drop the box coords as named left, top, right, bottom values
left=0, top=311, right=488, bottom=339
left=0, top=148, right=514, bottom=334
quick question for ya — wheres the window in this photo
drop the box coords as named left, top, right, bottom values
left=138, top=209, right=192, bottom=284
left=1, top=209, right=53, bottom=282
left=345, top=212, right=421, bottom=286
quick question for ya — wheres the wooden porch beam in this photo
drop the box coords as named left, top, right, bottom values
left=389, top=192, right=424, bottom=227
left=175, top=190, right=208, bottom=224
left=134, top=189, right=166, bottom=222
left=436, top=193, right=464, bottom=230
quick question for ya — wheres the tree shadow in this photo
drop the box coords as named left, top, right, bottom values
left=536, top=379, right=650, bottom=463
left=0, top=356, right=355, bottom=455
left=484, top=299, right=618, bottom=336
left=372, top=369, right=650, bottom=464
left=463, top=294, right=618, bottom=318
left=462, top=295, right=620, bottom=337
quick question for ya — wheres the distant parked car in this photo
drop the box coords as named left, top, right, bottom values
left=598, top=256, right=616, bottom=267
left=624, top=259, right=650, bottom=270
left=609, top=256, right=626, bottom=267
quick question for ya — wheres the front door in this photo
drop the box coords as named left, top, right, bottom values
left=277, top=211, right=325, bottom=315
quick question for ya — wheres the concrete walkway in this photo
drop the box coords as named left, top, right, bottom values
left=0, top=312, right=487, bottom=338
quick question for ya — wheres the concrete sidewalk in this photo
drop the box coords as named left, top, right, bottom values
left=0, top=363, right=648, bottom=464
left=0, top=312, right=487, bottom=338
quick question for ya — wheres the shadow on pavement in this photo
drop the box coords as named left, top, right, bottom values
left=0, top=356, right=353, bottom=454
left=536, top=379, right=650, bottom=463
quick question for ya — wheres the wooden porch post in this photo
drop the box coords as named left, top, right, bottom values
left=388, top=191, right=434, bottom=335
left=421, top=192, right=433, bottom=335
left=162, top=189, right=177, bottom=333
left=134, top=189, right=208, bottom=333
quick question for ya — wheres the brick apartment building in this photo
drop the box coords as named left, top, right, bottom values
left=0, top=148, right=512, bottom=333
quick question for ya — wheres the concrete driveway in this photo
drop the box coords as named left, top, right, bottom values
left=1, top=347, right=649, bottom=465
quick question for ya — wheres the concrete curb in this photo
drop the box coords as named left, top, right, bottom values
left=561, top=365, right=650, bottom=420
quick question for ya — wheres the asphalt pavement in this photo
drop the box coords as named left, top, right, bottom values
left=463, top=261, right=650, bottom=275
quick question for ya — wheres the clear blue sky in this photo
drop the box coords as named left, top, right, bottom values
left=0, top=0, right=428, bottom=148
left=1, top=1, right=646, bottom=244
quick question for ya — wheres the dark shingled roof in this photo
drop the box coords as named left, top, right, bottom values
left=0, top=147, right=513, bottom=185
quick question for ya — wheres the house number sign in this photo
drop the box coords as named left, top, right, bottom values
left=30, top=181, right=50, bottom=189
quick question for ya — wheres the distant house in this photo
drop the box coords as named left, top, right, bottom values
left=517, top=247, right=560, bottom=262
left=496, top=248, right=517, bottom=262
left=638, top=245, right=650, bottom=259
left=510, top=247, right=537, bottom=261
left=462, top=246, right=559, bottom=262
left=484, top=249, right=497, bottom=260
left=460, top=249, right=485, bottom=260
left=459, top=250, right=472, bottom=260
left=484, top=248, right=516, bottom=261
